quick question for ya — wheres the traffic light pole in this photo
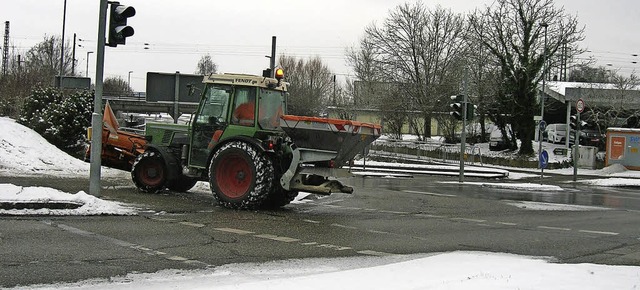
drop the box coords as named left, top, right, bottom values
left=89, top=0, right=108, bottom=197
left=459, top=70, right=468, bottom=183
left=573, top=111, right=580, bottom=181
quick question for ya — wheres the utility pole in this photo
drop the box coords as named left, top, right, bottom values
left=60, top=0, right=67, bottom=78
left=2, top=21, right=9, bottom=76
left=71, top=33, right=76, bottom=75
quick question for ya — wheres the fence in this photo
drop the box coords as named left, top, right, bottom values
left=370, top=139, right=483, bottom=166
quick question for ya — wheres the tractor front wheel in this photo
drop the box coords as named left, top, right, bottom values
left=209, top=141, right=274, bottom=209
left=131, top=151, right=167, bottom=193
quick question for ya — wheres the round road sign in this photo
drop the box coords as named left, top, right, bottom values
left=576, top=98, right=585, bottom=113
left=539, top=150, right=549, bottom=169
left=539, top=120, right=547, bottom=131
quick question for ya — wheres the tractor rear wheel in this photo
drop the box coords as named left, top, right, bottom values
left=131, top=151, right=167, bottom=193
left=209, top=141, right=274, bottom=209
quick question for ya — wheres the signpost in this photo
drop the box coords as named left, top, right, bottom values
left=538, top=119, right=547, bottom=181
left=573, top=98, right=585, bottom=181
left=539, top=150, right=548, bottom=182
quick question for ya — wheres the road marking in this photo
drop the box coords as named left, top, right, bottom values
left=451, top=218, right=486, bottom=223
left=43, top=221, right=209, bottom=266
left=538, top=226, right=571, bottom=231
left=166, top=256, right=189, bottom=261
left=303, top=219, right=321, bottom=224
left=496, top=222, right=518, bottom=226
left=316, top=244, right=352, bottom=251
left=301, top=242, right=319, bottom=246
left=254, top=234, right=300, bottom=243
left=368, top=230, right=391, bottom=234
left=380, top=210, right=410, bottom=215
left=578, top=230, right=619, bottom=236
left=357, top=250, right=392, bottom=256
left=180, top=221, right=205, bottom=228
left=214, top=228, right=254, bottom=235
left=404, top=190, right=456, bottom=197
left=331, top=223, right=358, bottom=230
left=147, top=217, right=179, bottom=223
left=414, top=213, right=447, bottom=219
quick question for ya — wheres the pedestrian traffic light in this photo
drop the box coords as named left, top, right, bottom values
left=108, top=2, right=135, bottom=47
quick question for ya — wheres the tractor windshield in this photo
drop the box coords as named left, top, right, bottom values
left=198, top=85, right=231, bottom=124
left=258, top=88, right=286, bottom=130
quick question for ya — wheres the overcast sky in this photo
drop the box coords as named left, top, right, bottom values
left=3, top=0, right=639, bottom=91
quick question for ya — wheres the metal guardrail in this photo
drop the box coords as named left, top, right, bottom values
left=104, top=92, right=146, bottom=101
left=370, top=139, right=483, bottom=166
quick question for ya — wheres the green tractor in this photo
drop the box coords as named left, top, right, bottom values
left=131, top=69, right=381, bottom=209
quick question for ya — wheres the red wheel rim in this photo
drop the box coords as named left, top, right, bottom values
left=216, top=153, right=252, bottom=199
left=139, top=159, right=164, bottom=187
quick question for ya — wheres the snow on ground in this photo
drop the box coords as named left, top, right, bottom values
left=2, top=119, right=640, bottom=289
left=442, top=181, right=563, bottom=191
left=23, top=251, right=640, bottom=290
left=0, top=184, right=136, bottom=215
left=0, top=117, right=128, bottom=178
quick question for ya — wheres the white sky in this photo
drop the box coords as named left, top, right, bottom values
left=2, top=116, right=640, bottom=288
left=3, top=0, right=639, bottom=91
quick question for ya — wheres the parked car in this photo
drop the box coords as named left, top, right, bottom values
left=571, top=128, right=605, bottom=149
left=544, top=123, right=568, bottom=144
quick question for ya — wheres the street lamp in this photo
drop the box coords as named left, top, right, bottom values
left=86, top=51, right=93, bottom=77
left=128, top=70, right=133, bottom=87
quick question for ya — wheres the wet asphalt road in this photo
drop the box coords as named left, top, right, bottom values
left=1, top=172, right=640, bottom=288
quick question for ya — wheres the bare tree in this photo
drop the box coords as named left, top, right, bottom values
left=346, top=37, right=385, bottom=108
left=278, top=54, right=333, bottom=116
left=195, top=54, right=218, bottom=75
left=583, top=73, right=640, bottom=133
left=25, top=35, right=75, bottom=80
left=469, top=0, right=584, bottom=155
left=0, top=36, right=75, bottom=118
left=361, top=3, right=468, bottom=140
left=569, top=64, right=613, bottom=83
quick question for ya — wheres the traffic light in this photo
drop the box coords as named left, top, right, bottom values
left=450, top=95, right=474, bottom=121
left=108, top=2, right=135, bottom=47
left=450, top=95, right=464, bottom=120
left=466, top=104, right=477, bottom=120
left=570, top=115, right=577, bottom=129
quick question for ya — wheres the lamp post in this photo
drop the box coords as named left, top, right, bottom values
left=86, top=51, right=93, bottom=77
left=538, top=22, right=548, bottom=170
left=60, top=0, right=67, bottom=79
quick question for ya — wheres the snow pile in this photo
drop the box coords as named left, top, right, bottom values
left=28, top=252, right=640, bottom=290
left=0, top=117, right=126, bottom=178
left=0, top=184, right=137, bottom=215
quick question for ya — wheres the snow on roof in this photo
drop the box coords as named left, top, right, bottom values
left=546, top=81, right=622, bottom=95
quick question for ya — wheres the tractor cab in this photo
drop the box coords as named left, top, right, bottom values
left=187, top=70, right=287, bottom=169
